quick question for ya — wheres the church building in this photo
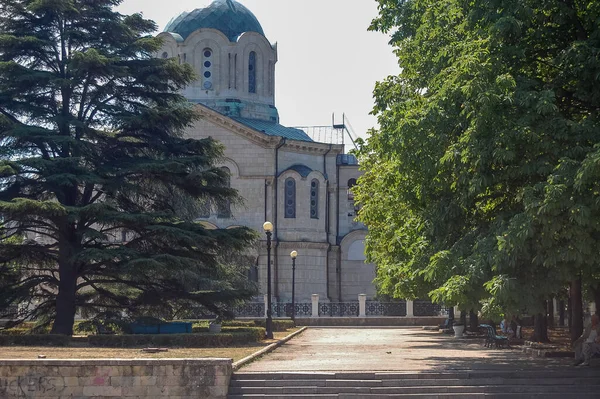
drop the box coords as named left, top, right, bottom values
left=156, top=0, right=375, bottom=303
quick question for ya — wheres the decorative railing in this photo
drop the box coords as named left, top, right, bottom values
left=228, top=299, right=444, bottom=318
left=414, top=300, right=443, bottom=316
left=233, top=302, right=265, bottom=318
left=366, top=301, right=407, bottom=317
left=289, top=303, right=312, bottom=318
left=319, top=302, right=359, bottom=317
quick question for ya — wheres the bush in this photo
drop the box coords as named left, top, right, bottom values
left=88, top=330, right=265, bottom=348
left=223, top=320, right=255, bottom=327
left=0, top=334, right=71, bottom=346
left=223, top=327, right=265, bottom=341
left=253, top=319, right=295, bottom=332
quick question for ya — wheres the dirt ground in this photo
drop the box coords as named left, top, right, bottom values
left=521, top=326, right=572, bottom=350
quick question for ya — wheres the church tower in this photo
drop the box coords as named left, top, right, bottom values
left=157, top=0, right=279, bottom=122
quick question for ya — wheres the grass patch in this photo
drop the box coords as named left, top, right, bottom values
left=0, top=329, right=301, bottom=360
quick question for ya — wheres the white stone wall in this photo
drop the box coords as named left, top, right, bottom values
left=339, top=230, right=376, bottom=301
left=156, top=29, right=277, bottom=109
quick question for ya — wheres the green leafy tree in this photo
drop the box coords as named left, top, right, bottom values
left=356, top=0, right=600, bottom=341
left=0, top=0, right=257, bottom=335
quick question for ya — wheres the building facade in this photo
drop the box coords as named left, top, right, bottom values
left=157, top=0, right=375, bottom=303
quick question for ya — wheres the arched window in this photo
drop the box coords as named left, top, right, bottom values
left=161, top=51, right=168, bottom=59
left=202, top=48, right=213, bottom=90
left=248, top=51, right=256, bottom=93
left=217, top=167, right=231, bottom=218
left=347, top=178, right=357, bottom=200
left=284, top=178, right=296, bottom=218
left=310, top=179, right=319, bottom=219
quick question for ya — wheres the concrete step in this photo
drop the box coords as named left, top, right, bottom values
left=228, top=384, right=600, bottom=395
left=228, top=394, right=599, bottom=399
left=229, top=370, right=600, bottom=398
left=231, top=369, right=600, bottom=381
left=230, top=377, right=600, bottom=388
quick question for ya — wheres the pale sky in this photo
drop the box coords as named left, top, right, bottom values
left=118, top=0, right=400, bottom=139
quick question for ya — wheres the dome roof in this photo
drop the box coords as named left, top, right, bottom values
left=164, top=0, right=265, bottom=42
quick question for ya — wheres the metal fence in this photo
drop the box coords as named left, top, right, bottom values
left=319, top=302, right=360, bottom=317
left=365, top=301, right=407, bottom=317
left=230, top=300, right=442, bottom=318
left=414, top=300, right=443, bottom=316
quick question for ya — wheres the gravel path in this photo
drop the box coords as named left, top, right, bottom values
left=241, top=327, right=573, bottom=372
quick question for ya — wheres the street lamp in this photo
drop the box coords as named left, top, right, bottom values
left=263, top=221, right=274, bottom=339
left=290, top=250, right=298, bottom=323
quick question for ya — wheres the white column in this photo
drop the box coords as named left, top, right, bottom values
left=359, top=294, right=367, bottom=317
left=406, top=300, right=414, bottom=317
left=553, top=298, right=559, bottom=321
left=263, top=294, right=268, bottom=318
left=311, top=294, right=320, bottom=318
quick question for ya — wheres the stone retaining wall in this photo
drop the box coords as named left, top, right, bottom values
left=0, top=358, right=232, bottom=398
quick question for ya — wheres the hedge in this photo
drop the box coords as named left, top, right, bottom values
left=0, top=334, right=71, bottom=346
left=253, top=319, right=295, bottom=332
left=87, top=330, right=265, bottom=348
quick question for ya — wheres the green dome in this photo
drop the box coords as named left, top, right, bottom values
left=164, top=0, right=266, bottom=42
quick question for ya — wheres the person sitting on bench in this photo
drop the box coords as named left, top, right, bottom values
left=574, top=314, right=600, bottom=366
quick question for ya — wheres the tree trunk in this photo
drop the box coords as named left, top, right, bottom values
left=559, top=299, right=565, bottom=327
left=448, top=306, right=455, bottom=323
left=459, top=310, right=467, bottom=326
left=531, top=312, right=550, bottom=342
left=568, top=294, right=572, bottom=330
left=547, top=298, right=554, bottom=329
left=570, top=278, right=584, bottom=343
left=469, top=309, right=479, bottom=332
left=592, top=286, right=600, bottom=316
left=51, top=268, right=77, bottom=335
left=51, top=230, right=78, bottom=336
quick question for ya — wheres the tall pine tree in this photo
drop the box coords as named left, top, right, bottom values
left=0, top=0, right=257, bottom=335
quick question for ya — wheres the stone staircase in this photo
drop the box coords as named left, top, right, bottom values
left=227, top=369, right=600, bottom=398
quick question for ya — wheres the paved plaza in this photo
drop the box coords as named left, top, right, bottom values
left=241, top=327, right=573, bottom=372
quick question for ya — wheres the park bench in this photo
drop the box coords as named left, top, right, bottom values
left=479, top=324, right=510, bottom=348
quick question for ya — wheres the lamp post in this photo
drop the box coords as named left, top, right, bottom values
left=290, top=250, right=298, bottom=323
left=263, top=221, right=274, bottom=339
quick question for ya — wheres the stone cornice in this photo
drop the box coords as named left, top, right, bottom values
left=281, top=140, right=344, bottom=155
left=193, top=103, right=346, bottom=154
left=194, top=104, right=281, bottom=148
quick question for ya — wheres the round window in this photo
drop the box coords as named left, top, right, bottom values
left=204, top=61, right=211, bottom=68
left=286, top=180, right=294, bottom=187
left=204, top=50, right=212, bottom=58
left=204, top=71, right=211, bottom=78
left=203, top=81, right=212, bottom=89
left=311, top=181, right=317, bottom=188
left=162, top=52, right=168, bottom=59
left=311, top=200, right=316, bottom=206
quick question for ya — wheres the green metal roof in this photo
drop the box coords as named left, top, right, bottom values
left=164, top=0, right=266, bottom=42
left=232, top=117, right=314, bottom=142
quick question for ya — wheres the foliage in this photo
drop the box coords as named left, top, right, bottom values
left=0, top=334, right=71, bottom=346
left=356, top=0, right=600, bottom=314
left=0, top=0, right=257, bottom=335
